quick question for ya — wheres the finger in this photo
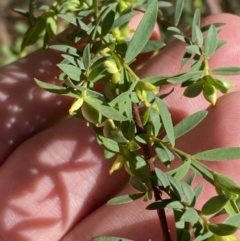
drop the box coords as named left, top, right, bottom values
left=137, top=13, right=240, bottom=122
left=0, top=48, right=73, bottom=163
left=0, top=12, right=159, bottom=164
left=0, top=118, right=128, bottom=241
left=60, top=185, right=176, bottom=241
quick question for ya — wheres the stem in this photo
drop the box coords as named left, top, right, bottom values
left=132, top=103, right=172, bottom=241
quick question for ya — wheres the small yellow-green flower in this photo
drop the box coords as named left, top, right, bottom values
left=118, top=0, right=137, bottom=13
left=104, top=60, right=119, bottom=74
left=111, top=27, right=134, bottom=43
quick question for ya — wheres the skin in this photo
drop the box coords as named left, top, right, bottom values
left=0, top=13, right=240, bottom=241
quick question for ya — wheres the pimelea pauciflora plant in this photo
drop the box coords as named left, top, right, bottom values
left=18, top=0, right=240, bottom=240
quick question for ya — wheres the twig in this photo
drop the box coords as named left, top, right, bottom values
left=132, top=103, right=172, bottom=241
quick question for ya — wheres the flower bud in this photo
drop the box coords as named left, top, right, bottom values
left=139, top=81, right=158, bottom=94
left=203, top=83, right=217, bottom=105
left=109, top=155, right=125, bottom=174
left=183, top=81, right=203, bottom=98
left=69, top=97, right=83, bottom=115
left=104, top=60, right=119, bottom=74
left=112, top=72, right=121, bottom=85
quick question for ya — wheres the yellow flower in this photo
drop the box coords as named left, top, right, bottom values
left=69, top=97, right=83, bottom=115
left=109, top=155, right=125, bottom=174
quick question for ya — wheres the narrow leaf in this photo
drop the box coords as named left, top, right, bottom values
left=193, top=147, right=240, bottom=161
left=83, top=44, right=91, bottom=69
left=155, top=98, right=175, bottom=146
left=155, top=168, right=170, bottom=188
left=208, top=223, right=238, bottom=236
left=107, top=193, right=144, bottom=205
left=129, top=177, right=147, bottom=192
left=141, top=40, right=165, bottom=53
left=204, top=25, right=218, bottom=59
left=167, top=71, right=203, bottom=84
left=174, top=0, right=185, bottom=26
left=201, top=194, right=231, bottom=215
left=166, top=111, right=208, bottom=143
left=181, top=208, right=199, bottom=223
left=98, top=136, right=120, bottom=153
left=34, top=78, right=78, bottom=98
left=167, top=159, right=191, bottom=180
left=57, top=64, right=81, bottom=81
left=192, top=9, right=201, bottom=41
left=101, top=10, right=115, bottom=36
left=146, top=199, right=172, bottom=210
left=111, top=12, right=136, bottom=30
left=210, top=66, right=240, bottom=75
left=125, top=0, right=158, bottom=63
left=85, top=98, right=128, bottom=121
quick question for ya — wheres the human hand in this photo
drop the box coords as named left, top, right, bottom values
left=0, top=13, right=240, bottom=241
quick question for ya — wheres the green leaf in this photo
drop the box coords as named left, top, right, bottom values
left=186, top=45, right=201, bottom=55
left=21, top=16, right=46, bottom=50
left=210, top=66, right=240, bottom=75
left=181, top=208, right=199, bottom=223
left=164, top=111, right=207, bottom=142
left=107, top=193, right=144, bottom=205
left=208, top=223, right=238, bottom=236
left=195, top=26, right=203, bottom=47
left=125, top=0, right=158, bottom=63
left=181, top=182, right=196, bottom=206
left=109, top=81, right=137, bottom=106
left=129, top=177, right=147, bottom=192
left=213, top=172, right=240, bottom=195
left=204, top=25, right=218, bottom=59
left=34, top=78, right=78, bottom=98
left=184, top=171, right=196, bottom=186
left=201, top=194, right=231, bottom=215
left=83, top=44, right=91, bottom=69
left=150, top=107, right=161, bottom=136
left=49, top=45, right=79, bottom=56
left=155, top=98, right=175, bottom=146
left=155, top=168, right=170, bottom=188
left=57, top=64, right=82, bottom=81
left=168, top=176, right=185, bottom=201
left=167, top=159, right=191, bottom=180
left=94, top=236, right=135, bottom=241
left=167, top=71, right=203, bottom=84
left=192, top=9, right=201, bottom=41
left=146, top=199, right=172, bottom=210
left=158, top=1, right=172, bottom=8
left=111, top=12, right=136, bottom=30
left=155, top=143, right=174, bottom=167
left=193, top=147, right=240, bottom=161
left=174, top=0, right=185, bottom=26
left=98, top=136, right=120, bottom=153
left=58, top=14, right=89, bottom=31
left=224, top=214, right=240, bottom=227
left=101, top=10, right=115, bottom=36
left=191, top=161, right=214, bottom=184
left=167, top=200, right=184, bottom=210
left=85, top=98, right=128, bottom=121
left=141, top=40, right=165, bottom=53
left=194, top=183, right=204, bottom=198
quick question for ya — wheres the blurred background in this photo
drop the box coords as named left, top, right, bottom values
left=0, top=0, right=240, bottom=67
